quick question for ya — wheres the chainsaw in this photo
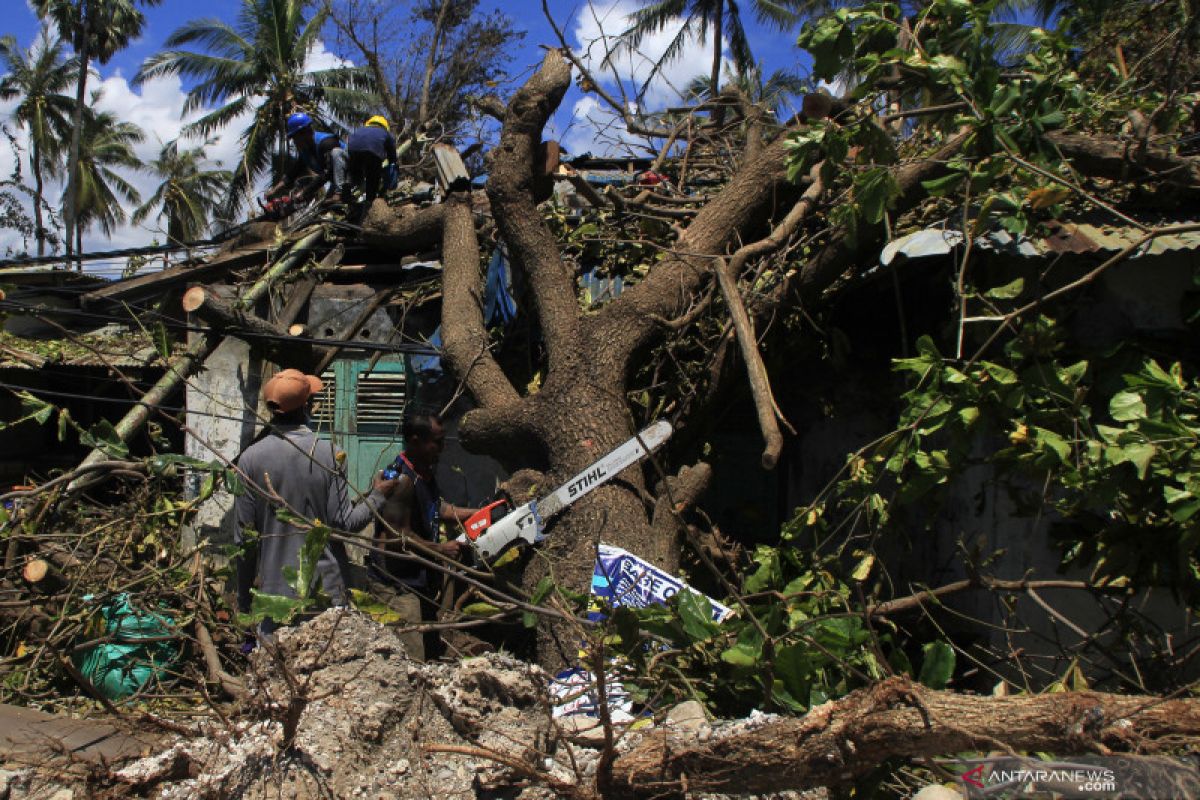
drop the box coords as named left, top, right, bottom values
left=458, top=420, right=673, bottom=562
left=257, top=194, right=303, bottom=221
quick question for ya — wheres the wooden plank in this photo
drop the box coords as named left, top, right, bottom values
left=79, top=245, right=273, bottom=308
left=273, top=243, right=342, bottom=327
left=0, top=702, right=161, bottom=768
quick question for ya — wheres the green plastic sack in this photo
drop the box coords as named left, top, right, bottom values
left=73, top=594, right=180, bottom=701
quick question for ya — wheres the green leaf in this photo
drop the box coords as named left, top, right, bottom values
left=983, top=362, right=1018, bottom=385
left=1110, top=391, right=1147, bottom=421
left=720, top=627, right=764, bottom=668
left=774, top=644, right=811, bottom=707
left=530, top=575, right=554, bottom=605
left=462, top=602, right=502, bottom=617
left=79, top=420, right=129, bottom=459
left=744, top=547, right=782, bottom=594
left=855, top=168, right=901, bottom=225
left=1170, top=499, right=1200, bottom=523
left=247, top=590, right=306, bottom=625
left=1119, top=442, right=1156, bottom=479
left=294, top=523, right=331, bottom=599
left=984, top=277, right=1025, bottom=299
left=1058, top=360, right=1088, bottom=385
left=1033, top=427, right=1071, bottom=463
left=677, top=589, right=719, bottom=642
left=918, top=641, right=955, bottom=689
left=922, top=172, right=966, bottom=197
left=850, top=554, right=875, bottom=581
left=152, top=322, right=171, bottom=360
left=223, top=468, right=246, bottom=496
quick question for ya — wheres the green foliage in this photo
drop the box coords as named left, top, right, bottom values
left=798, top=315, right=1200, bottom=601
left=787, top=0, right=1175, bottom=238
left=606, top=546, right=952, bottom=716
left=238, top=513, right=332, bottom=626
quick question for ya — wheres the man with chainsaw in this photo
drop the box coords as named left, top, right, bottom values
left=368, top=412, right=478, bottom=660
left=346, top=115, right=399, bottom=217
left=263, top=112, right=349, bottom=207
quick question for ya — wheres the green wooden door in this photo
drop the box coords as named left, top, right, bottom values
left=312, top=358, right=407, bottom=497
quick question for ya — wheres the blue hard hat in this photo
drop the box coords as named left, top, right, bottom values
left=286, top=112, right=312, bottom=137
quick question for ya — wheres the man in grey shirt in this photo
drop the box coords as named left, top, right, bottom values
left=234, top=368, right=396, bottom=633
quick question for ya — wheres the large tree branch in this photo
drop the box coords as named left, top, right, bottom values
left=1047, top=131, right=1200, bottom=190
left=594, top=131, right=800, bottom=374
left=358, top=202, right=446, bottom=252
left=611, top=676, right=1200, bottom=797
left=715, top=165, right=826, bottom=469
left=796, top=129, right=972, bottom=300
left=486, top=49, right=582, bottom=380
left=440, top=192, right=521, bottom=409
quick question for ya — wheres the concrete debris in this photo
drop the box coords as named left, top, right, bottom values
left=3, top=610, right=828, bottom=800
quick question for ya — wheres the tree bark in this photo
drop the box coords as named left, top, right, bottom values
left=31, top=141, right=46, bottom=257
left=181, top=286, right=312, bottom=367
left=611, top=676, right=1200, bottom=797
left=64, top=5, right=90, bottom=270
left=358, top=202, right=447, bottom=253
left=1047, top=131, right=1200, bottom=189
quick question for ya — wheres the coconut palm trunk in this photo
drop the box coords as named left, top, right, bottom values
left=31, top=139, right=48, bottom=256
left=64, top=10, right=89, bottom=270
left=710, top=0, right=724, bottom=124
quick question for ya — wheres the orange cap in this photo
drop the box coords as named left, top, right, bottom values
left=263, top=368, right=323, bottom=413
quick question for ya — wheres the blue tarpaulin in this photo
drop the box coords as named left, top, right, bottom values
left=484, top=246, right=517, bottom=327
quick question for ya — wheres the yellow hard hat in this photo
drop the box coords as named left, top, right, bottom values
left=366, top=115, right=389, bottom=132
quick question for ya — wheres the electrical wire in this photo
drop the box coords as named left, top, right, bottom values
left=0, top=220, right=258, bottom=269
left=0, top=377, right=414, bottom=441
left=0, top=297, right=442, bottom=355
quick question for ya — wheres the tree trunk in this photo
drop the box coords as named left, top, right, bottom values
left=709, top=0, right=724, bottom=126
left=65, top=11, right=90, bottom=271
left=418, top=0, right=453, bottom=128
left=610, top=676, right=1200, bottom=797
left=31, top=141, right=45, bottom=257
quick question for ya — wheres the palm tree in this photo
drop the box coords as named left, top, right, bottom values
left=37, top=0, right=162, bottom=268
left=615, top=0, right=801, bottom=107
left=684, top=63, right=805, bottom=118
left=133, top=140, right=232, bottom=248
left=133, top=0, right=375, bottom=218
left=0, top=29, right=79, bottom=255
left=73, top=108, right=144, bottom=255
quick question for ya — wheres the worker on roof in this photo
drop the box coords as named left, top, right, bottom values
left=346, top=115, right=400, bottom=218
left=264, top=112, right=349, bottom=206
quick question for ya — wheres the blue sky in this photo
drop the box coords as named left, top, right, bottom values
left=1, top=0, right=810, bottom=259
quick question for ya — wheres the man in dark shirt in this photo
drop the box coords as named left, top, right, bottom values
left=265, top=112, right=349, bottom=204
left=235, top=368, right=396, bottom=635
left=346, top=115, right=399, bottom=215
left=368, top=412, right=477, bottom=660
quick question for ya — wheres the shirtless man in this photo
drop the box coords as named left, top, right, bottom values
left=367, top=412, right=477, bottom=660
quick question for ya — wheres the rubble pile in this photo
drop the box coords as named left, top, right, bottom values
left=75, top=611, right=823, bottom=800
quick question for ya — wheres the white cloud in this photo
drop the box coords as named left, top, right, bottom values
left=564, top=0, right=732, bottom=155
left=0, top=39, right=351, bottom=271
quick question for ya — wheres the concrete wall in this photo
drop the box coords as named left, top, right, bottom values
left=777, top=250, right=1200, bottom=689
left=182, top=312, right=263, bottom=551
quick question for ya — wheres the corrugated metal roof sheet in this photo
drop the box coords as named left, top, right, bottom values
left=986, top=217, right=1200, bottom=257
left=882, top=214, right=1200, bottom=266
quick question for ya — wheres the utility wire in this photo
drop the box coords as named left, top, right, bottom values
left=0, top=220, right=261, bottom=269
left=0, top=378, right=419, bottom=442
left=0, top=297, right=443, bottom=355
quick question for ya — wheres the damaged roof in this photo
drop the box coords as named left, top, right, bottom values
left=882, top=212, right=1200, bottom=266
